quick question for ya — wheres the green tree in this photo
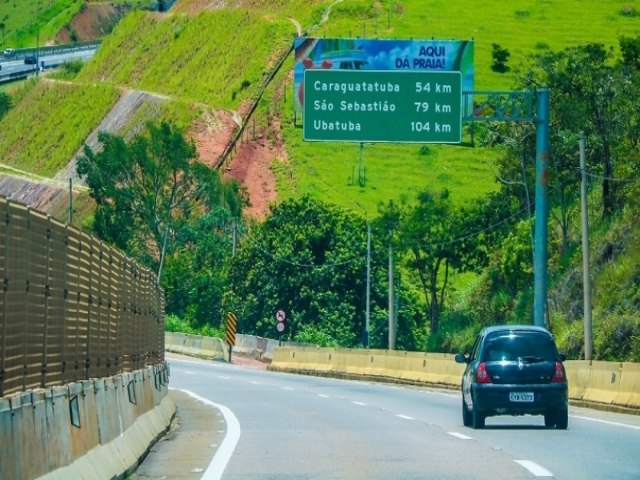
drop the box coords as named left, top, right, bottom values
left=224, top=196, right=391, bottom=347
left=162, top=209, right=236, bottom=327
left=619, top=35, right=640, bottom=70
left=77, top=121, right=243, bottom=262
left=521, top=43, right=635, bottom=218
left=491, top=43, right=511, bottom=73
left=385, top=190, right=464, bottom=334
left=76, top=121, right=246, bottom=326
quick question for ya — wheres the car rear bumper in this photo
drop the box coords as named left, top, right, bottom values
left=472, top=383, right=568, bottom=415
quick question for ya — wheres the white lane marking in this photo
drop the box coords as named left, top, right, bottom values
left=184, top=371, right=195, bottom=375
left=217, top=376, right=230, bottom=380
left=172, top=388, right=241, bottom=480
left=282, top=387, right=295, bottom=391
left=317, top=394, right=330, bottom=398
left=448, top=432, right=472, bottom=440
left=168, top=357, right=221, bottom=367
left=250, top=381, right=261, bottom=385
left=515, top=460, right=553, bottom=477
left=396, top=414, right=415, bottom=420
left=351, top=401, right=367, bottom=406
left=572, top=415, right=640, bottom=430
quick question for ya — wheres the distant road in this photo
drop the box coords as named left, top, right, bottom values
left=167, top=355, right=640, bottom=480
left=0, top=47, right=97, bottom=81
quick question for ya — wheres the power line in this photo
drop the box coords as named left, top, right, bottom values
left=584, top=170, right=639, bottom=184
left=238, top=207, right=528, bottom=268
left=240, top=232, right=364, bottom=269
left=411, top=207, right=528, bottom=250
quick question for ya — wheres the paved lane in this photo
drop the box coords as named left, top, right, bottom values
left=139, top=354, right=640, bottom=480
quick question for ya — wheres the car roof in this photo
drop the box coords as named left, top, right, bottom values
left=481, top=325, right=552, bottom=336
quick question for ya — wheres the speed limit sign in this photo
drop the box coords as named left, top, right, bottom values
left=276, top=309, right=286, bottom=336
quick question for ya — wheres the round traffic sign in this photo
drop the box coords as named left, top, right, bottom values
left=276, top=309, right=286, bottom=322
left=276, top=322, right=285, bottom=333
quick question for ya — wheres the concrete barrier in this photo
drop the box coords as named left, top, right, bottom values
left=164, top=334, right=640, bottom=413
left=616, top=362, right=640, bottom=409
left=0, top=364, right=173, bottom=480
left=165, top=332, right=227, bottom=360
left=269, top=346, right=640, bottom=413
left=581, top=361, right=622, bottom=406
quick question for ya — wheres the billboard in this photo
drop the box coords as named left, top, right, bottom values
left=293, top=37, right=474, bottom=117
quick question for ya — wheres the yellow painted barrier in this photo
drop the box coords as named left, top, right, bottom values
left=565, top=360, right=591, bottom=401
left=615, top=362, right=640, bottom=409
left=582, top=361, right=622, bottom=406
left=269, top=346, right=639, bottom=412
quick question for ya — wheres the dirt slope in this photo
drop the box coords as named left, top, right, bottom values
left=55, top=3, right=130, bottom=43
left=3, top=0, right=284, bottom=222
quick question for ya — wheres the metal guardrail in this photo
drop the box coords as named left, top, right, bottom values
left=2, top=41, right=101, bottom=61
left=0, top=42, right=100, bottom=83
left=0, top=195, right=165, bottom=397
left=462, top=90, right=535, bottom=122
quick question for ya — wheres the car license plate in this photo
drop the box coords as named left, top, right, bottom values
left=509, top=392, right=534, bottom=402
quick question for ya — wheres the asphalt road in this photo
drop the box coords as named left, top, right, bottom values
left=134, top=354, right=640, bottom=480
left=0, top=49, right=96, bottom=78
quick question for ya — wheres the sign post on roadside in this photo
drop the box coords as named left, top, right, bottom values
left=225, top=312, right=237, bottom=362
left=276, top=309, right=286, bottom=345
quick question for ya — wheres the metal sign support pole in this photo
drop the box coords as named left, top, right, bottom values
left=533, top=89, right=550, bottom=328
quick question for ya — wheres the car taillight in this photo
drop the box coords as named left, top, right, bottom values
left=477, top=362, right=491, bottom=384
left=552, top=362, right=566, bottom=383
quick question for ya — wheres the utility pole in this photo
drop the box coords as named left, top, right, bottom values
left=580, top=132, right=593, bottom=360
left=365, top=225, right=371, bottom=348
left=68, top=178, right=73, bottom=224
left=388, top=230, right=395, bottom=350
left=157, top=225, right=170, bottom=287
left=533, top=89, right=550, bottom=328
left=35, top=0, right=40, bottom=76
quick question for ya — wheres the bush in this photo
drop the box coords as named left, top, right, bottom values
left=491, top=43, right=511, bottom=73
left=165, top=314, right=224, bottom=338
left=554, top=320, right=584, bottom=359
left=293, top=324, right=338, bottom=347
left=594, top=315, right=640, bottom=361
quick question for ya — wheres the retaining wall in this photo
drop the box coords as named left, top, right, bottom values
left=269, top=347, right=640, bottom=413
left=0, top=364, right=173, bottom=480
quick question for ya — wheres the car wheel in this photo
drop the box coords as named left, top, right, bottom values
left=555, top=408, right=568, bottom=430
left=462, top=396, right=472, bottom=427
left=471, top=400, right=485, bottom=429
left=544, top=410, right=555, bottom=428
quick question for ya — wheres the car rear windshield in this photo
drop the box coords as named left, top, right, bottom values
left=483, top=331, right=558, bottom=362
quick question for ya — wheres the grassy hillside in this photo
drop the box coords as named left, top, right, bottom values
left=77, top=10, right=296, bottom=109
left=4, top=0, right=638, bottom=213
left=0, top=79, right=120, bottom=176
left=2, top=0, right=639, bottom=357
left=0, top=0, right=152, bottom=49
left=313, top=0, right=640, bottom=90
left=0, top=0, right=84, bottom=49
left=268, top=0, right=640, bottom=215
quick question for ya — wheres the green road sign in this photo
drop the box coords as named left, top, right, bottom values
left=303, top=69, right=462, bottom=143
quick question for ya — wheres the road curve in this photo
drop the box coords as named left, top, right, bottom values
left=133, top=354, right=640, bottom=480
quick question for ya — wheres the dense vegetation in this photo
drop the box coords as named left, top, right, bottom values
left=2, top=0, right=640, bottom=361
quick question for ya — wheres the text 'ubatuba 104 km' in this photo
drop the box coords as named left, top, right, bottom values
left=302, top=70, right=462, bottom=143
